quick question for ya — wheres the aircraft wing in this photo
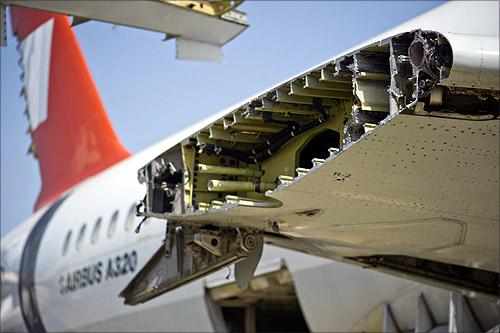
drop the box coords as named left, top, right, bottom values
left=1, top=0, right=248, bottom=62
left=115, top=2, right=500, bottom=304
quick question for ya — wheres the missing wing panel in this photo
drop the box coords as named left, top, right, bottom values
left=137, top=29, right=498, bottom=221
left=125, top=29, right=499, bottom=303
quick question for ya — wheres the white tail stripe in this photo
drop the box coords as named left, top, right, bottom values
left=20, top=18, right=53, bottom=130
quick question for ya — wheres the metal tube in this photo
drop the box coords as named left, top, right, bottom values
left=198, top=164, right=263, bottom=177
left=207, top=180, right=275, bottom=193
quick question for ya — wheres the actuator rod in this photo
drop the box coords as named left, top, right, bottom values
left=207, top=180, right=275, bottom=193
left=198, top=164, right=263, bottom=177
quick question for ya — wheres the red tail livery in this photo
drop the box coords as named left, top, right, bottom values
left=10, top=6, right=130, bottom=211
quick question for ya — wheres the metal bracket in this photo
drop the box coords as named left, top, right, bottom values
left=121, top=225, right=263, bottom=305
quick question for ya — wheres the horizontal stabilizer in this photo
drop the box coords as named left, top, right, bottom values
left=3, top=0, right=248, bottom=62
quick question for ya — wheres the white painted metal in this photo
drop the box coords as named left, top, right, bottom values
left=442, top=33, right=500, bottom=90
left=20, top=18, right=53, bottom=130
left=176, top=38, right=223, bottom=63
left=448, top=293, right=481, bottom=333
left=4, top=0, right=247, bottom=62
left=5, top=0, right=247, bottom=46
left=383, top=304, right=400, bottom=333
left=415, top=294, right=435, bottom=332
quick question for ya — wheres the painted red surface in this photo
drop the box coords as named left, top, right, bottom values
left=10, top=6, right=131, bottom=211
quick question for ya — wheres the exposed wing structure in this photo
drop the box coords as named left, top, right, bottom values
left=121, top=26, right=499, bottom=305
left=1, top=0, right=248, bottom=62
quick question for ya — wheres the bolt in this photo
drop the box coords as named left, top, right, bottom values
left=242, top=233, right=258, bottom=252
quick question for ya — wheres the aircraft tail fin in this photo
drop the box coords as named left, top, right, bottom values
left=10, top=6, right=130, bottom=211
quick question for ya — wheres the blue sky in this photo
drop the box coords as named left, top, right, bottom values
left=0, top=1, right=443, bottom=236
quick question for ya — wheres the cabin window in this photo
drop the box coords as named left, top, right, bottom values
left=124, top=204, right=136, bottom=232
left=91, top=217, right=102, bottom=244
left=76, top=224, right=87, bottom=251
left=107, top=210, right=119, bottom=238
left=62, top=230, right=72, bottom=256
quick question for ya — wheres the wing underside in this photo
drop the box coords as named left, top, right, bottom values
left=122, top=29, right=499, bottom=304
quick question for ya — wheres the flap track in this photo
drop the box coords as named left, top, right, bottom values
left=121, top=223, right=262, bottom=305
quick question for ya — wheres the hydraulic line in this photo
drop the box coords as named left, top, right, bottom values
left=198, top=164, right=263, bottom=177
left=207, top=180, right=275, bottom=193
